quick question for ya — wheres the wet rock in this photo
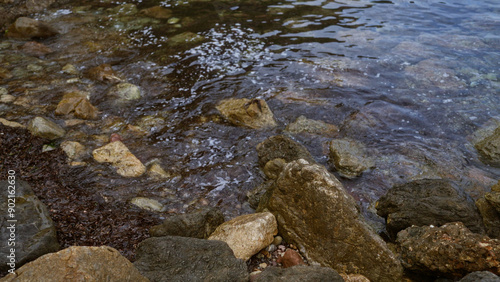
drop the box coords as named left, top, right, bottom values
left=459, top=271, right=500, bottom=282
left=277, top=249, right=306, bottom=268
left=107, top=83, right=141, bottom=100
left=263, top=158, right=286, bottom=180
left=167, top=31, right=205, bottom=47
left=86, top=64, right=122, bottom=83
left=27, top=116, right=65, bottom=140
left=209, top=212, right=278, bottom=261
left=329, top=138, right=374, bottom=179
left=476, top=198, right=500, bottom=239
left=396, top=222, right=500, bottom=278
left=340, top=273, right=370, bottom=282
left=108, top=3, right=138, bottom=16
left=6, top=17, right=58, bottom=39
left=92, top=141, right=146, bottom=177
left=21, top=41, right=53, bottom=57
left=256, top=135, right=315, bottom=168
left=253, top=265, right=344, bottom=282
left=131, top=197, right=166, bottom=212
left=140, top=6, right=172, bottom=19
left=0, top=88, right=15, bottom=103
left=136, top=115, right=166, bottom=133
left=474, top=126, right=500, bottom=167
left=2, top=246, right=147, bottom=281
left=0, top=180, right=59, bottom=275
left=61, top=64, right=79, bottom=75
left=285, top=115, right=338, bottom=137
left=405, top=59, right=465, bottom=90
left=134, top=236, right=248, bottom=282
left=0, top=118, right=25, bottom=128
left=486, top=191, right=500, bottom=213
left=150, top=207, right=224, bottom=239
left=216, top=98, right=277, bottom=129
left=376, top=179, right=485, bottom=239
left=247, top=181, right=273, bottom=209
left=147, top=162, right=171, bottom=180
left=60, top=140, right=86, bottom=161
left=55, top=92, right=98, bottom=120
left=260, top=159, right=403, bottom=281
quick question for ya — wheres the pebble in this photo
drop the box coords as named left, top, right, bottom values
left=273, top=236, right=283, bottom=246
left=259, top=263, right=267, bottom=269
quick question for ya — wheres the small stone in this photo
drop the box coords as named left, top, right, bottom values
left=140, top=6, right=172, bottom=19
left=55, top=92, right=98, bottom=120
left=272, top=236, right=283, bottom=246
left=277, top=249, right=306, bottom=268
left=107, top=83, right=141, bottom=100
left=60, top=141, right=86, bottom=161
left=86, top=64, right=121, bottom=83
left=0, top=94, right=16, bottom=103
left=167, top=32, right=205, bottom=47
left=168, top=17, right=180, bottom=24
left=0, top=118, right=25, bottom=128
left=259, top=263, right=268, bottom=269
left=131, top=197, right=166, bottom=212
left=6, top=17, right=58, bottom=39
left=62, top=64, right=79, bottom=75
left=92, top=141, right=146, bottom=177
left=285, top=115, right=338, bottom=137
left=64, top=119, right=85, bottom=127
left=217, top=98, right=277, bottom=129
left=27, top=117, right=65, bottom=140
left=148, top=162, right=171, bottom=180
left=110, top=133, right=123, bottom=142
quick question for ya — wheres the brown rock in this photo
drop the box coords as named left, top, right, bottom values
left=216, top=98, right=277, bottom=129
left=55, top=92, right=98, bottom=120
left=277, top=249, right=306, bottom=268
left=21, top=41, right=53, bottom=57
left=86, top=64, right=122, bottom=83
left=92, top=141, right=146, bottom=177
left=6, top=17, right=58, bottom=39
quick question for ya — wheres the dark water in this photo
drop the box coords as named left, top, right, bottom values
left=1, top=0, right=500, bottom=221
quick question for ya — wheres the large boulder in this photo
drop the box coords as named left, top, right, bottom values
left=397, top=222, right=500, bottom=278
left=27, top=117, right=65, bottom=140
left=208, top=212, right=278, bottom=261
left=150, top=207, right=224, bottom=239
left=92, top=141, right=146, bottom=177
left=259, top=159, right=403, bottom=282
left=376, top=179, right=485, bottom=239
left=133, top=236, right=248, bottom=282
left=216, top=98, right=277, bottom=129
left=6, top=17, right=58, bottom=39
left=1, top=246, right=147, bottom=281
left=253, top=265, right=344, bottom=282
left=0, top=180, right=59, bottom=275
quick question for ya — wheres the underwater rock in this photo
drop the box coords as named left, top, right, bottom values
left=147, top=162, right=170, bottom=180
left=256, top=135, right=315, bottom=168
left=329, top=138, right=373, bottom=179
left=27, top=116, right=65, bottom=140
left=108, top=3, right=138, bottom=16
left=1, top=246, right=147, bottom=282
left=252, top=265, right=344, bottom=282
left=0, top=118, right=25, bottom=128
left=55, top=92, right=98, bottom=120
left=60, top=140, right=86, bottom=161
left=6, top=17, right=58, bottom=39
left=405, top=59, right=466, bottom=90
left=285, top=115, right=338, bottom=137
left=458, top=271, right=500, bottom=282
left=167, top=31, right=205, bottom=47
left=217, top=98, right=277, bottom=129
left=131, top=197, right=166, bottom=212
left=92, top=141, right=146, bottom=177
left=140, top=6, right=172, bottom=19
left=208, top=212, right=278, bottom=261
left=21, top=41, right=53, bottom=57
left=107, top=83, right=141, bottom=100
left=86, top=64, right=122, bottom=83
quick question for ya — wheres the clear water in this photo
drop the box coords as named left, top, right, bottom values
left=1, top=0, right=500, bottom=220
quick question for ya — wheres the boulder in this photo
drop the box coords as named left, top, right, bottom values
left=459, top=271, right=500, bottom=282
left=27, top=116, right=65, bottom=140
left=107, top=83, right=141, bottom=100
left=6, top=17, right=58, bottom=39
left=253, top=265, right=344, bottom=282
left=285, top=115, right=338, bottom=137
left=2, top=246, right=147, bottom=281
left=397, top=222, right=500, bottom=278
left=134, top=236, right=248, bottom=282
left=0, top=180, right=59, bottom=275
left=56, top=92, right=98, bottom=120
left=376, top=179, right=485, bottom=239
left=256, top=135, right=315, bottom=168
left=92, top=141, right=146, bottom=177
left=476, top=198, right=500, bottom=239
left=208, top=212, right=278, bottom=261
left=259, top=159, right=403, bottom=281
left=150, top=207, right=224, bottom=239
left=329, top=138, right=373, bottom=179
left=216, top=98, right=277, bottom=129
left=474, top=126, right=500, bottom=167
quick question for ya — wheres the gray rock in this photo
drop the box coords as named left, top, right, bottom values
left=134, top=236, right=248, bottom=282
left=6, top=17, right=58, bottom=39
left=397, top=222, right=500, bottom=278
left=27, top=117, right=66, bottom=140
left=107, top=83, right=141, bottom=100
left=329, top=138, right=373, bottom=179
left=459, top=271, right=500, bottom=282
left=253, top=266, right=344, bottom=282
left=149, top=207, right=224, bottom=239
left=376, top=179, right=485, bottom=239
left=0, top=180, right=59, bottom=274
left=260, top=159, right=403, bottom=282
left=256, top=135, right=315, bottom=169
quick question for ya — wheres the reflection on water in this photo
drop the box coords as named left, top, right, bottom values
left=1, top=0, right=500, bottom=219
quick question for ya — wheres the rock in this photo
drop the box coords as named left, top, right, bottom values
left=55, top=92, right=98, bottom=120
left=60, top=141, right=86, bottom=161
left=253, top=265, right=344, bottom=282
left=208, top=212, right=278, bottom=261
left=459, top=271, right=500, bottom=282
left=86, top=64, right=122, bottom=83
left=329, top=138, right=373, bottom=179
left=0, top=118, right=25, bottom=128
left=27, top=116, right=65, bottom=140
left=277, top=249, right=306, bottom=268
left=256, top=135, right=315, bottom=168
left=21, top=41, right=53, bottom=57
left=216, top=98, right=277, bottom=129
left=2, top=246, right=147, bottom=281
left=61, top=64, right=79, bottom=75
left=260, top=159, right=403, bottom=281
left=108, top=3, right=138, bottom=16
left=273, top=236, right=282, bottom=246
left=147, top=162, right=171, bottom=180
left=493, top=181, right=500, bottom=192
left=486, top=192, right=500, bottom=213
left=140, top=6, right=172, bottom=19
left=376, top=179, right=485, bottom=239
left=131, top=197, right=166, bottom=212
left=396, top=222, right=500, bottom=278
left=92, top=141, right=146, bottom=177
left=150, top=207, right=224, bottom=239
left=110, top=133, right=123, bottom=142
left=107, top=83, right=141, bottom=100
left=475, top=126, right=500, bottom=167
left=476, top=198, right=500, bottom=239
left=340, top=273, right=370, bottom=282
left=134, top=236, right=248, bottom=282
left=167, top=31, right=205, bottom=47
left=6, top=17, right=58, bottom=39
left=404, top=59, right=465, bottom=90
left=0, top=180, right=60, bottom=274
left=285, top=115, right=338, bottom=137
left=263, top=158, right=287, bottom=180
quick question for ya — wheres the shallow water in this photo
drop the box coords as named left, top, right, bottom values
left=1, top=0, right=500, bottom=222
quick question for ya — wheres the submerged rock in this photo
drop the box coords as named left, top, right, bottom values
left=376, top=179, right=485, bottom=239
left=329, top=138, right=374, bottom=179
left=167, top=31, right=205, bottom=47
left=397, top=222, right=500, bottom=278
left=86, top=64, right=122, bottom=83
left=131, top=197, right=166, bottom=212
left=55, top=92, right=98, bottom=120
left=217, top=98, right=277, bottom=129
left=259, top=159, right=403, bottom=281
left=256, top=135, right=315, bottom=168
left=134, top=236, right=248, bottom=282
left=2, top=246, right=147, bottom=282
left=6, top=17, right=58, bottom=39
left=0, top=180, right=60, bottom=275
left=21, top=41, right=53, bottom=57
left=147, top=162, right=171, bottom=180
left=253, top=265, right=344, bottom=282
left=92, top=141, right=146, bottom=177
left=60, top=140, right=86, bottom=161
left=140, top=6, right=172, bottom=19
left=107, top=83, right=141, bottom=100
left=27, top=116, right=65, bottom=140
left=150, top=207, right=224, bottom=239
left=285, top=115, right=338, bottom=137
left=208, top=212, right=278, bottom=261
